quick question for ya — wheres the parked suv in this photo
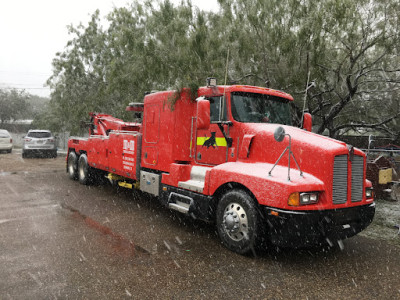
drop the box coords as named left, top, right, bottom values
left=0, top=129, right=13, bottom=153
left=22, top=130, right=57, bottom=158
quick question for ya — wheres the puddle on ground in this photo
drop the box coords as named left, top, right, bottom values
left=61, top=203, right=150, bottom=257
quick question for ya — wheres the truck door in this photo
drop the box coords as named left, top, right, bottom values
left=195, top=96, right=228, bottom=165
left=142, top=103, right=161, bottom=168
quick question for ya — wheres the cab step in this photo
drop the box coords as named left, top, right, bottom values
left=168, top=192, right=193, bottom=214
left=178, top=166, right=211, bottom=193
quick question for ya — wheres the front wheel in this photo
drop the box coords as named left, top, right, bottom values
left=216, top=190, right=262, bottom=255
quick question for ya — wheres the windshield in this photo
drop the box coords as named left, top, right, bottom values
left=231, top=92, right=291, bottom=125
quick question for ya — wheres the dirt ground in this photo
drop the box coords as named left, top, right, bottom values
left=2, top=150, right=400, bottom=299
left=2, top=149, right=400, bottom=248
left=360, top=200, right=400, bottom=246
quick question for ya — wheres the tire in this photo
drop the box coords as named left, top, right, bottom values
left=216, top=189, right=262, bottom=255
left=67, top=151, right=78, bottom=180
left=78, top=153, right=92, bottom=185
left=7, top=149, right=12, bottom=154
left=52, top=150, right=57, bottom=158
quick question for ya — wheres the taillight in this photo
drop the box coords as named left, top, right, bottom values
left=10, top=138, right=12, bottom=143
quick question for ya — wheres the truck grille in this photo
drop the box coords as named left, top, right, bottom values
left=332, top=155, right=348, bottom=204
left=332, top=154, right=364, bottom=204
left=351, top=155, right=364, bottom=202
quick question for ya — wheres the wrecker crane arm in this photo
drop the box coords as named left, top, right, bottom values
left=88, top=112, right=141, bottom=136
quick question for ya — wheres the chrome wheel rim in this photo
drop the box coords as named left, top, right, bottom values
left=222, top=202, right=249, bottom=241
left=79, top=161, right=86, bottom=180
left=68, top=159, right=75, bottom=176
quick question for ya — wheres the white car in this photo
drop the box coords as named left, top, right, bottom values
left=0, top=129, right=13, bottom=153
left=22, top=130, right=57, bottom=158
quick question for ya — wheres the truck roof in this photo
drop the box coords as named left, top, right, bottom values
left=215, top=85, right=294, bottom=101
left=144, top=85, right=294, bottom=102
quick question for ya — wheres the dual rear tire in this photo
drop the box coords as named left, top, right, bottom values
left=68, top=152, right=93, bottom=185
left=78, top=154, right=92, bottom=185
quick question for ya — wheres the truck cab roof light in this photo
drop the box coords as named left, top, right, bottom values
left=206, top=77, right=217, bottom=87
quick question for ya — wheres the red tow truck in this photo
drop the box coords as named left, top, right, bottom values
left=67, top=79, right=375, bottom=254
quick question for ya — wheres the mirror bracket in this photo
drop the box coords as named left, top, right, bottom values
left=217, top=123, right=233, bottom=148
left=269, top=127, right=303, bottom=181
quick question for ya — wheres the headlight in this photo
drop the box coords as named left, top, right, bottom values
left=300, top=192, right=319, bottom=204
left=365, top=188, right=374, bottom=199
left=288, top=192, right=319, bottom=206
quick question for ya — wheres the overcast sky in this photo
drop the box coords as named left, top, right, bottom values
left=0, top=0, right=219, bottom=98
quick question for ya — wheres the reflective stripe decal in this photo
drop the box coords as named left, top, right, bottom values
left=197, top=137, right=227, bottom=147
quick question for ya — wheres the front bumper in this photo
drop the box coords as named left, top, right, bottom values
left=264, top=203, right=375, bottom=247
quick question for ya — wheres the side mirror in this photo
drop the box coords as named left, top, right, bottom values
left=196, top=98, right=210, bottom=130
left=274, top=126, right=286, bottom=142
left=303, top=113, right=312, bottom=132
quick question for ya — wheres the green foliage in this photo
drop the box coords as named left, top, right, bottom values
left=0, top=89, right=32, bottom=124
left=28, top=95, right=50, bottom=118
left=40, top=0, right=400, bottom=139
left=218, top=0, right=400, bottom=137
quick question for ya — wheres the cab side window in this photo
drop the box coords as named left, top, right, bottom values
left=208, top=96, right=227, bottom=122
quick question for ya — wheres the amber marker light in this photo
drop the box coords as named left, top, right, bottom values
left=270, top=210, right=279, bottom=217
left=288, top=192, right=300, bottom=206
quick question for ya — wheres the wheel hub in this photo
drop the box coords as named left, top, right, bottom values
left=223, top=211, right=240, bottom=233
left=222, top=203, right=249, bottom=241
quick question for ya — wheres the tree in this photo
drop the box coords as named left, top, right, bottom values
left=46, top=1, right=227, bottom=133
left=46, top=10, right=109, bottom=135
left=44, top=0, right=400, bottom=139
left=304, top=0, right=400, bottom=138
left=0, top=89, right=31, bottom=124
left=217, top=0, right=400, bottom=138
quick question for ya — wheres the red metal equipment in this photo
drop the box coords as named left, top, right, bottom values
left=67, top=80, right=375, bottom=254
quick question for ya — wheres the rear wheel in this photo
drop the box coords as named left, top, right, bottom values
left=78, top=154, right=90, bottom=185
left=67, top=151, right=78, bottom=180
left=216, top=189, right=262, bottom=255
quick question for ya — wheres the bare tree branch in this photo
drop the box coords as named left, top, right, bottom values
left=335, top=112, right=400, bottom=132
left=230, top=74, right=266, bottom=85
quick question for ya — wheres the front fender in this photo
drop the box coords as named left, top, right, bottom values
left=207, top=162, right=325, bottom=209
